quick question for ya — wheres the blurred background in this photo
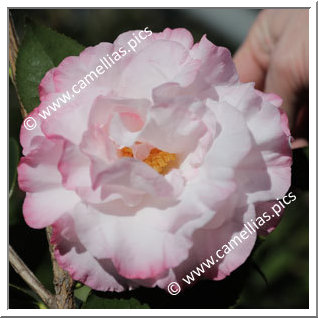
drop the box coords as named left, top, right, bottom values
left=9, top=9, right=309, bottom=309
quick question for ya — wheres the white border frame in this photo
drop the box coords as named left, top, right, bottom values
left=2, top=1, right=316, bottom=316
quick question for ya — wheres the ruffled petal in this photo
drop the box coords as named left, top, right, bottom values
left=214, top=84, right=292, bottom=203
left=139, top=96, right=207, bottom=155
left=23, top=188, right=80, bottom=229
left=51, top=214, right=129, bottom=292
left=18, top=138, right=63, bottom=192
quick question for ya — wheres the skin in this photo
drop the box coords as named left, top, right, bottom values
left=233, top=9, right=309, bottom=148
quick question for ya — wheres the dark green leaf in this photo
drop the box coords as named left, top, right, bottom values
left=9, top=137, right=20, bottom=198
left=9, top=136, right=23, bottom=226
left=303, top=146, right=309, bottom=160
left=9, top=80, right=23, bottom=142
left=9, top=182, right=25, bottom=226
left=9, top=284, right=44, bottom=309
left=291, top=148, right=309, bottom=191
left=82, top=294, right=150, bottom=309
left=85, top=258, right=253, bottom=309
left=251, top=260, right=269, bottom=287
left=237, top=191, right=309, bottom=308
left=9, top=284, right=41, bottom=303
left=16, top=20, right=84, bottom=112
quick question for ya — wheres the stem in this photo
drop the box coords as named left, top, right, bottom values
left=9, top=245, right=57, bottom=308
left=46, top=227, right=75, bottom=309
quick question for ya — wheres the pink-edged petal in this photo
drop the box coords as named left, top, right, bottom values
left=18, top=28, right=293, bottom=293
left=88, top=96, right=150, bottom=131
left=153, top=28, right=194, bottom=50
left=80, top=126, right=118, bottom=190
left=71, top=204, right=185, bottom=279
left=152, top=81, right=218, bottom=105
left=40, top=98, right=91, bottom=145
left=204, top=100, right=252, bottom=169
left=157, top=204, right=256, bottom=289
left=215, top=83, right=291, bottom=146
left=39, top=68, right=57, bottom=101
left=80, top=126, right=117, bottom=163
left=214, top=84, right=292, bottom=203
left=116, top=40, right=199, bottom=99
left=256, top=89, right=291, bottom=137
left=139, top=97, right=207, bottom=155
left=212, top=205, right=257, bottom=280
left=18, top=138, right=63, bottom=192
left=190, top=34, right=239, bottom=86
left=20, top=108, right=45, bottom=156
left=132, top=142, right=153, bottom=161
left=93, top=158, right=177, bottom=201
left=71, top=197, right=213, bottom=280
left=51, top=214, right=129, bottom=292
left=108, top=113, right=140, bottom=147
left=40, top=43, right=114, bottom=99
left=255, top=89, right=283, bottom=107
left=58, top=141, right=91, bottom=190
left=254, top=200, right=286, bottom=236
left=185, top=101, right=254, bottom=230
left=23, top=187, right=80, bottom=229
left=38, top=41, right=130, bottom=145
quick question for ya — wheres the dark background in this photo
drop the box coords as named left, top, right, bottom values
left=9, top=9, right=309, bottom=309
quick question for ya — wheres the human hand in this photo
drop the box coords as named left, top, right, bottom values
left=234, top=9, right=309, bottom=148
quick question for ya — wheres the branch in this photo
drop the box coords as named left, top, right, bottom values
left=9, top=245, right=57, bottom=308
left=46, top=227, right=75, bottom=308
left=8, top=13, right=19, bottom=81
left=9, top=12, right=27, bottom=119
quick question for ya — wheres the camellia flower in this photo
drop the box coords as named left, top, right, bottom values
left=18, top=28, right=292, bottom=292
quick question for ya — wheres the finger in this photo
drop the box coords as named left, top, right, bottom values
left=264, top=59, right=297, bottom=132
left=233, top=41, right=266, bottom=90
left=294, top=103, right=309, bottom=140
left=291, top=138, right=309, bottom=149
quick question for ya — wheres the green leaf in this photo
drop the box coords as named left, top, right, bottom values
left=74, top=285, right=91, bottom=303
left=82, top=294, right=150, bottom=309
left=16, top=20, right=84, bottom=113
left=9, top=138, right=20, bottom=199
left=37, top=302, right=48, bottom=309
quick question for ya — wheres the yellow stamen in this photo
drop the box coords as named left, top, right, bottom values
left=118, top=146, right=176, bottom=174
left=119, top=146, right=133, bottom=158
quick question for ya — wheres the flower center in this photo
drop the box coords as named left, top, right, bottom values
left=119, top=146, right=177, bottom=174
